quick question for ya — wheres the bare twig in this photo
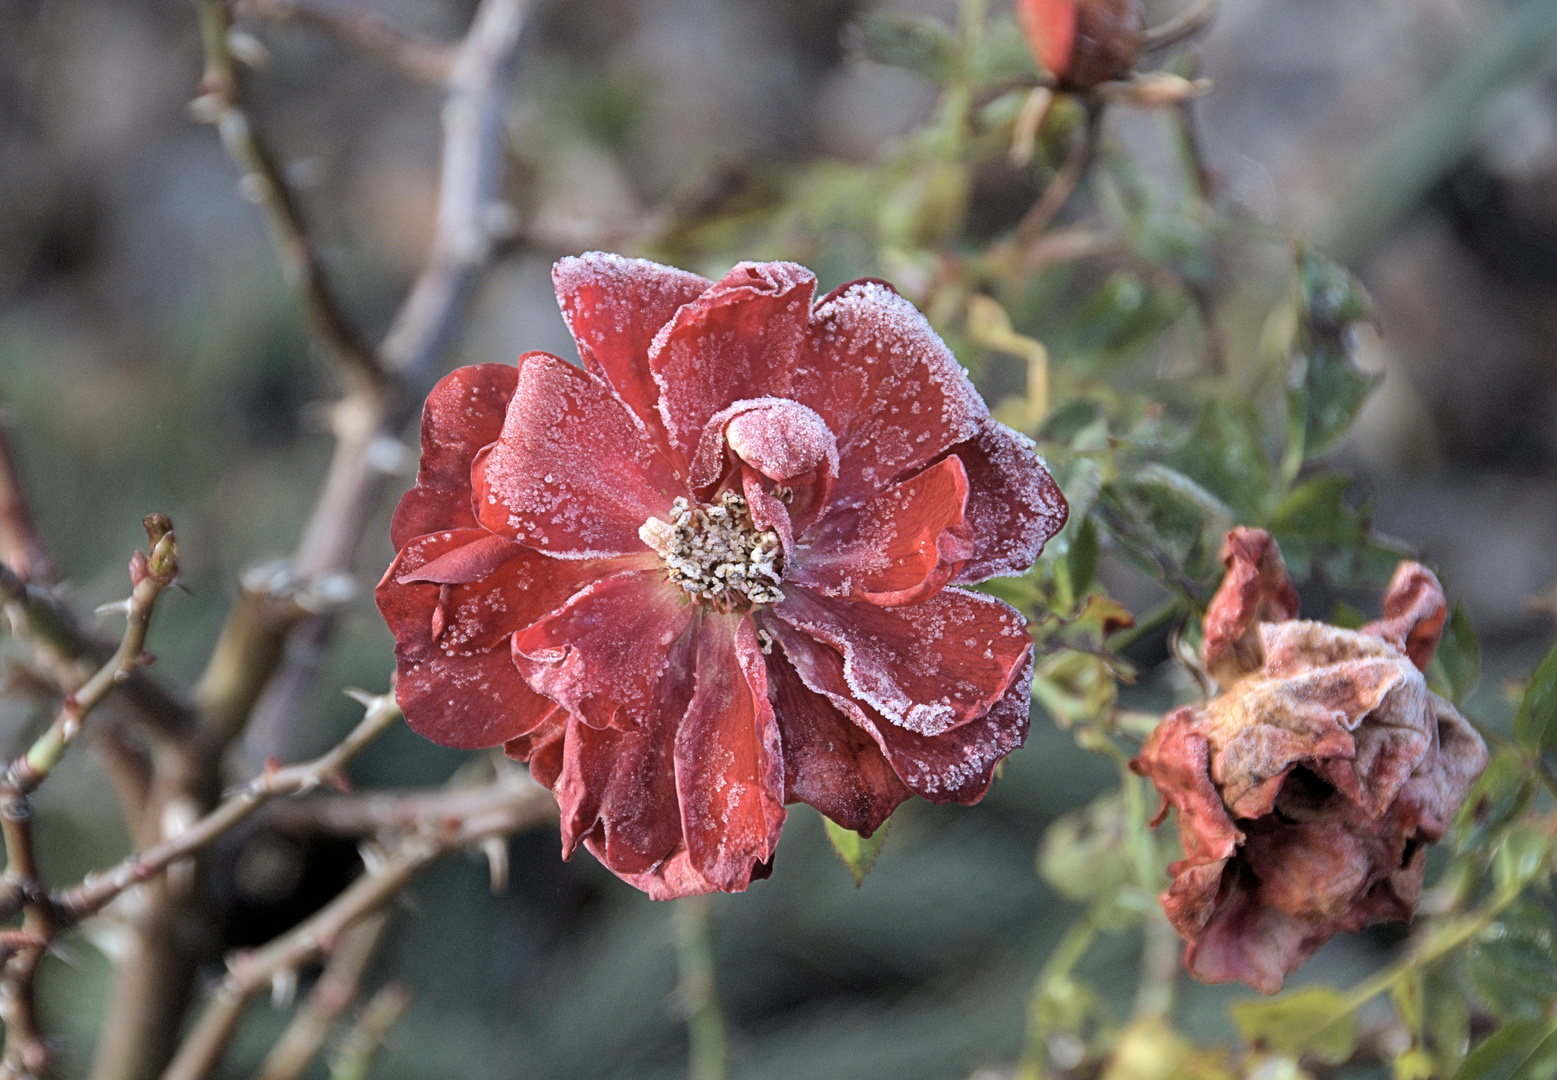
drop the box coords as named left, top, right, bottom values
left=0, top=562, right=198, bottom=742
left=0, top=521, right=180, bottom=1079
left=51, top=692, right=403, bottom=928
left=190, top=0, right=383, bottom=389
left=157, top=775, right=552, bottom=1080
left=242, top=0, right=529, bottom=768
left=266, top=781, right=558, bottom=839
left=1014, top=104, right=1102, bottom=257
left=1140, top=0, right=1218, bottom=53
left=235, top=0, right=455, bottom=85
left=325, top=982, right=411, bottom=1080
left=249, top=911, right=392, bottom=1080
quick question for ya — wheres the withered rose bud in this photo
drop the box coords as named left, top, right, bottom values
left=1132, top=528, right=1488, bottom=994
left=1017, top=0, right=1145, bottom=91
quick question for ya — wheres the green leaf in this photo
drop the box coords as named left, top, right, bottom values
left=854, top=13, right=955, bottom=84
left=1453, top=1017, right=1557, bottom=1080
left=1231, top=986, right=1358, bottom=1065
left=1059, top=516, right=1101, bottom=606
left=1171, top=398, right=1274, bottom=523
left=1513, top=642, right=1557, bottom=753
left=1430, top=602, right=1482, bottom=706
left=1467, top=902, right=1557, bottom=1022
left=1425, top=967, right=1472, bottom=1075
left=1040, top=793, right=1134, bottom=906
left=1453, top=748, right=1534, bottom=854
left=1283, top=249, right=1380, bottom=472
left=1268, top=474, right=1364, bottom=552
left=823, top=816, right=890, bottom=886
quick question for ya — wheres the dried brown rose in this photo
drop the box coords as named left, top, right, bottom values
left=1132, top=527, right=1488, bottom=993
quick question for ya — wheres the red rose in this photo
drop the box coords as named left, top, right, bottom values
left=1016, top=0, right=1145, bottom=91
left=1132, top=528, right=1488, bottom=992
left=377, top=255, right=1067, bottom=898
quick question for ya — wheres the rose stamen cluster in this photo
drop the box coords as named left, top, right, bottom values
left=640, top=492, right=783, bottom=609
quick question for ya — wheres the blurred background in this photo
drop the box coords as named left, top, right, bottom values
left=1, top=0, right=1556, bottom=1076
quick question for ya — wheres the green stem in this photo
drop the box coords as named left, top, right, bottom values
left=674, top=896, right=728, bottom=1080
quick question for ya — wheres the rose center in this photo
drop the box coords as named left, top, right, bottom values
left=639, top=491, right=783, bottom=608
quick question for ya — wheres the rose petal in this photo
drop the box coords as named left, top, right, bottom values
left=557, top=705, right=684, bottom=872
left=792, top=455, right=974, bottom=607
left=1361, top=562, right=1447, bottom=673
left=376, top=529, right=596, bottom=749
left=512, top=569, right=697, bottom=730
left=474, top=351, right=683, bottom=558
left=552, top=252, right=711, bottom=455
left=391, top=364, right=517, bottom=549
left=775, top=586, right=1031, bottom=736
left=771, top=619, right=1030, bottom=804
left=947, top=419, right=1067, bottom=584
left=651, top=262, right=816, bottom=463
left=1202, top=527, right=1302, bottom=685
left=765, top=639, right=912, bottom=834
left=1016, top=0, right=1077, bottom=78
left=504, top=705, right=569, bottom=788
left=689, top=398, right=840, bottom=540
left=673, top=615, right=786, bottom=890
left=795, top=279, right=986, bottom=508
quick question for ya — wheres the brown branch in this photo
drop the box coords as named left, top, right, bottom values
left=234, top=0, right=455, bottom=85
left=190, top=0, right=383, bottom=390
left=326, top=982, right=411, bottom=1080
left=242, top=0, right=530, bottom=768
left=0, top=521, right=180, bottom=1079
left=265, top=780, right=558, bottom=839
left=0, top=562, right=198, bottom=743
left=157, top=776, right=553, bottom=1080
left=249, top=911, right=391, bottom=1080
left=51, top=692, right=403, bottom=928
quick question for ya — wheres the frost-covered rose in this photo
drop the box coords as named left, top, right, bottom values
left=1132, top=528, right=1488, bottom=993
left=377, top=254, right=1067, bottom=898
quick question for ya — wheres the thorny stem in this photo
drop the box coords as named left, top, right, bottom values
left=250, top=911, right=392, bottom=1080
left=1014, top=104, right=1102, bottom=257
left=191, top=0, right=382, bottom=388
left=325, top=982, right=412, bottom=1080
left=49, top=693, right=403, bottom=928
left=157, top=776, right=553, bottom=1080
left=241, top=0, right=529, bottom=768
left=234, top=0, right=455, bottom=85
left=0, top=526, right=179, bottom=1080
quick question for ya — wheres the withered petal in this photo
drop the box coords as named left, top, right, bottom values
left=1202, top=527, right=1301, bottom=685
left=1362, top=561, right=1447, bottom=673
